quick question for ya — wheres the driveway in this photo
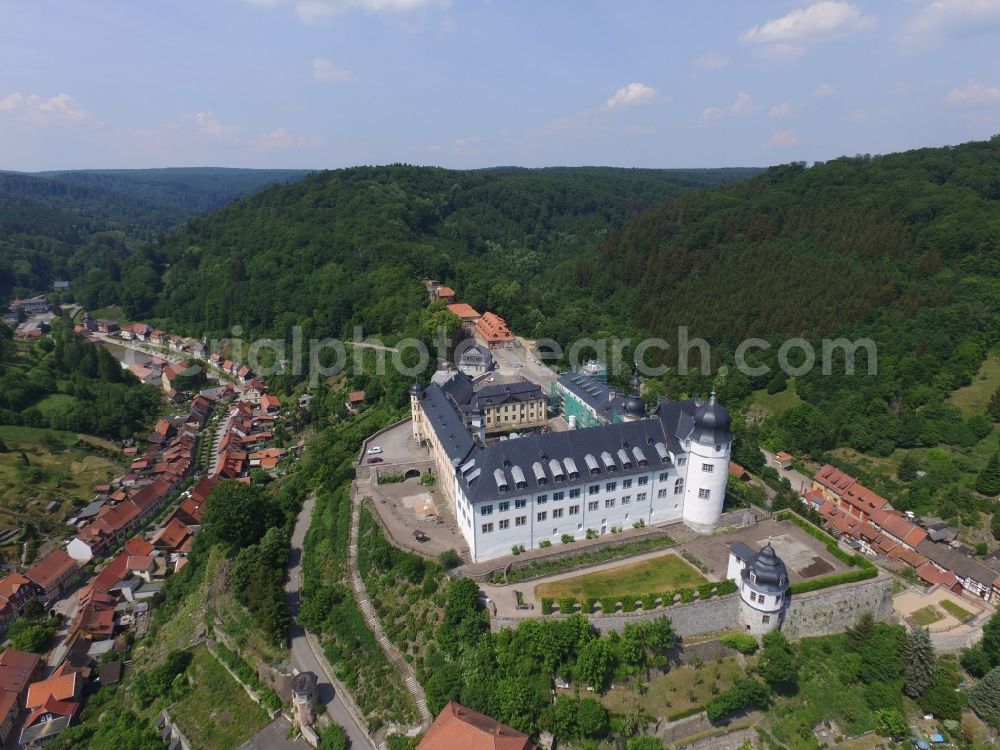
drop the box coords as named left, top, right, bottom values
left=286, top=495, right=375, bottom=750
left=760, top=448, right=812, bottom=495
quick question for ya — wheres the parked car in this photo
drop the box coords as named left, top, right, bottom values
left=367, top=457, right=383, bottom=464
left=366, top=446, right=382, bottom=455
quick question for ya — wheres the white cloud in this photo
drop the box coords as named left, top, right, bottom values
left=742, top=1, right=875, bottom=59
left=847, top=109, right=870, bottom=122
left=900, top=0, right=1000, bottom=47
left=701, top=92, right=755, bottom=123
left=0, top=92, right=92, bottom=125
left=943, top=82, right=1000, bottom=104
left=249, top=127, right=324, bottom=150
left=605, top=83, right=660, bottom=110
left=450, top=136, right=480, bottom=156
left=765, top=129, right=800, bottom=148
left=193, top=111, right=240, bottom=139
left=244, top=0, right=450, bottom=24
left=769, top=102, right=793, bottom=118
left=694, top=51, right=728, bottom=70
left=742, top=1, right=876, bottom=43
left=813, top=83, right=837, bottom=97
left=313, top=57, right=356, bottom=82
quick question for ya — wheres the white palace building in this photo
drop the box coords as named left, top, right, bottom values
left=410, top=370, right=733, bottom=562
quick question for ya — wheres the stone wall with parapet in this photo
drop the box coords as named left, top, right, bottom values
left=781, top=573, right=894, bottom=639
left=491, top=574, right=895, bottom=640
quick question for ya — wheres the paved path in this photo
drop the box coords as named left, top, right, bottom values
left=347, top=489, right=432, bottom=730
left=760, top=448, right=811, bottom=495
left=287, top=495, right=376, bottom=750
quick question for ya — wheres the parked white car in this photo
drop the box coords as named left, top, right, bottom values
left=366, top=446, right=383, bottom=455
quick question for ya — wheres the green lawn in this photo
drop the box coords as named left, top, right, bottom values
left=87, top=305, right=128, bottom=322
left=948, top=350, right=1000, bottom=416
left=911, top=605, right=944, bottom=627
left=168, top=645, right=270, bottom=750
left=938, top=599, right=975, bottom=622
left=535, top=553, right=708, bottom=600
left=33, top=392, right=78, bottom=419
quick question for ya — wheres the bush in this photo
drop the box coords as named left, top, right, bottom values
left=600, top=597, right=617, bottom=614
left=438, top=549, right=460, bottom=570
left=558, top=597, right=577, bottom=614
left=541, top=597, right=554, bottom=615
left=706, top=678, right=773, bottom=722
left=561, top=534, right=575, bottom=544
left=720, top=632, right=759, bottom=654
left=538, top=540, right=552, bottom=548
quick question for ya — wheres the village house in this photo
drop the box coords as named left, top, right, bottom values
left=120, top=322, right=152, bottom=341
left=345, top=390, right=365, bottom=413
left=434, top=285, right=456, bottom=302
left=446, top=303, right=481, bottom=324
left=0, top=649, right=41, bottom=746
left=94, top=319, right=120, bottom=334
left=773, top=451, right=793, bottom=470
left=0, top=573, right=35, bottom=631
left=9, top=295, right=50, bottom=315
left=24, top=550, right=78, bottom=602
left=475, top=311, right=514, bottom=348
left=20, top=672, right=81, bottom=747
left=260, top=393, right=281, bottom=413
left=418, top=702, right=534, bottom=750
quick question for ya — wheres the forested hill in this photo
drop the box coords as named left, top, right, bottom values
left=0, top=168, right=309, bottom=303
left=147, top=166, right=759, bottom=337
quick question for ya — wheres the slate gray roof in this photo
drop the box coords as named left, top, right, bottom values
left=916, top=540, right=999, bottom=585
left=455, top=412, right=681, bottom=504
left=729, top=541, right=789, bottom=593
left=471, top=381, right=543, bottom=408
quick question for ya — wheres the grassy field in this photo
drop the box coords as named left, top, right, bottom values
left=599, top=655, right=746, bottom=718
left=749, top=381, right=804, bottom=417
left=534, top=553, right=708, bottom=600
left=939, top=599, right=975, bottom=622
left=0, top=425, right=121, bottom=559
left=949, top=350, right=1000, bottom=416
left=87, top=305, right=128, bottom=322
left=167, top=645, right=270, bottom=750
left=911, top=605, right=944, bottom=627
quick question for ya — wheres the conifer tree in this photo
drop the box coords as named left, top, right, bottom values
left=976, top=452, right=1000, bottom=496
left=904, top=626, right=935, bottom=698
left=987, top=385, right=1000, bottom=422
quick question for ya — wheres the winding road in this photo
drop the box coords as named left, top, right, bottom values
left=287, top=494, right=376, bottom=750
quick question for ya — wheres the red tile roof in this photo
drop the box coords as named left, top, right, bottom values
left=840, top=483, right=891, bottom=517
left=25, top=550, right=77, bottom=592
left=476, top=311, right=513, bottom=344
left=419, top=702, right=534, bottom=750
left=436, top=286, right=456, bottom=298
left=916, top=562, right=962, bottom=592
left=0, top=649, right=40, bottom=696
left=446, top=303, right=480, bottom=320
left=123, top=536, right=153, bottom=557
left=813, top=464, right=857, bottom=497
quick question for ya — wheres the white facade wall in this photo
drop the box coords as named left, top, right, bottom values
left=463, top=466, right=688, bottom=562
left=682, top=437, right=730, bottom=532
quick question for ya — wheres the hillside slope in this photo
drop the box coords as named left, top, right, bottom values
left=0, top=168, right=309, bottom=302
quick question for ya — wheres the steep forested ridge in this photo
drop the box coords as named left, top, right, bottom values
left=150, top=166, right=758, bottom=339
left=0, top=167, right=309, bottom=302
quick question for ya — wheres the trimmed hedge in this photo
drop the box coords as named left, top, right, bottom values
left=668, top=705, right=706, bottom=721
left=719, top=632, right=759, bottom=654
left=547, top=580, right=739, bottom=615
left=776, top=510, right=879, bottom=594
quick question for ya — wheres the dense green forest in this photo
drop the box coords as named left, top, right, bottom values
left=0, top=167, right=308, bottom=302
left=0, top=321, right=161, bottom=438
left=130, top=166, right=758, bottom=338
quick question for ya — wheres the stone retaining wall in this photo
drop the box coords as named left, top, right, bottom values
left=492, top=574, right=895, bottom=641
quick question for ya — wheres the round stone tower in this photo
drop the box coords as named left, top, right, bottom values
left=735, top=542, right=790, bottom=636
left=291, top=670, right=319, bottom=727
left=681, top=392, right=733, bottom=532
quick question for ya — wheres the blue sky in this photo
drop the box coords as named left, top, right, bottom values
left=2, top=0, right=1000, bottom=170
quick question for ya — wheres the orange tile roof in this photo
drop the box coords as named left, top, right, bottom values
left=436, top=286, right=456, bottom=298
left=840, top=483, right=891, bottom=517
left=446, top=303, right=480, bottom=320
left=419, top=702, right=534, bottom=750
left=123, top=535, right=154, bottom=557
left=0, top=573, right=32, bottom=601
left=475, top=311, right=513, bottom=343
left=775, top=451, right=793, bottom=461
left=26, top=673, right=78, bottom=708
